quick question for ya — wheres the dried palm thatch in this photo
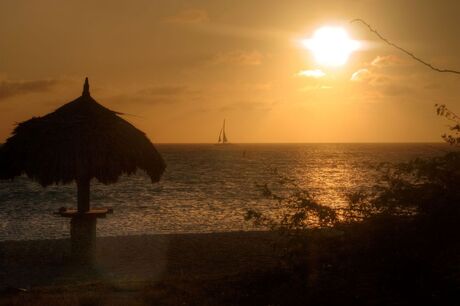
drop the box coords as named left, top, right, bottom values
left=0, top=78, right=165, bottom=212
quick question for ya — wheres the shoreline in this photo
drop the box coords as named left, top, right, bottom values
left=0, top=231, right=279, bottom=289
left=0, top=229, right=269, bottom=244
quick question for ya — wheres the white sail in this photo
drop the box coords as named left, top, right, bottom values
left=217, top=119, right=228, bottom=144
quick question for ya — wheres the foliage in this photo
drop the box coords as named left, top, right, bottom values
left=345, top=104, right=460, bottom=223
left=246, top=171, right=337, bottom=230
left=245, top=171, right=338, bottom=267
left=347, top=152, right=460, bottom=225
left=436, top=104, right=460, bottom=145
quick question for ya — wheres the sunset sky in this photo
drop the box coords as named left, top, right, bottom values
left=1, top=0, right=460, bottom=143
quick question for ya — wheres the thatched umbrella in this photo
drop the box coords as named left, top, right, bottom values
left=0, top=78, right=166, bottom=263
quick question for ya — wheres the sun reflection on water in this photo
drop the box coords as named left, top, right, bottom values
left=0, top=144, right=447, bottom=240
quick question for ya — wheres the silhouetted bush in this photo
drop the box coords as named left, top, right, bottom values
left=243, top=107, right=460, bottom=304
left=436, top=104, right=460, bottom=145
left=245, top=172, right=338, bottom=268
left=348, top=151, right=460, bottom=224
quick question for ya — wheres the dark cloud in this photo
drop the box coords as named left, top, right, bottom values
left=0, top=79, right=59, bottom=101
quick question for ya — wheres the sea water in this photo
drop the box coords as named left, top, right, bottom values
left=0, top=143, right=449, bottom=241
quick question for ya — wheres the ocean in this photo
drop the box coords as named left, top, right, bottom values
left=0, top=143, right=450, bottom=241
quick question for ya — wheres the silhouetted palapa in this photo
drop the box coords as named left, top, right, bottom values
left=0, top=78, right=166, bottom=263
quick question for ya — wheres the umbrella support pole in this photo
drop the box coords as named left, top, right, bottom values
left=55, top=207, right=113, bottom=265
left=70, top=214, right=97, bottom=265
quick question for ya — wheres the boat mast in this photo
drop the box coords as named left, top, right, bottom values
left=222, top=119, right=227, bottom=143
left=218, top=126, right=223, bottom=143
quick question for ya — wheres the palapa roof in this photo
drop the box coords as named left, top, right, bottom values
left=0, top=78, right=166, bottom=186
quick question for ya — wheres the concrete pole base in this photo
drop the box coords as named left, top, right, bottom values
left=70, top=215, right=97, bottom=265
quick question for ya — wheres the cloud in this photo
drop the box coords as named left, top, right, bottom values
left=371, top=55, right=402, bottom=67
left=0, top=79, right=60, bottom=101
left=111, top=85, right=201, bottom=106
left=165, top=9, right=209, bottom=24
left=212, top=50, right=264, bottom=66
left=350, top=55, right=414, bottom=98
left=381, top=84, right=411, bottom=97
left=296, top=69, right=326, bottom=78
left=220, top=100, right=277, bottom=112
left=351, top=68, right=390, bottom=86
left=298, top=85, right=332, bottom=92
left=350, top=69, right=371, bottom=82
left=138, top=85, right=195, bottom=96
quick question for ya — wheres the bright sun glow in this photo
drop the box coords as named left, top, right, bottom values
left=302, top=26, right=360, bottom=67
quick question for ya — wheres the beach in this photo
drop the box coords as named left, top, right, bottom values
left=0, top=231, right=279, bottom=304
left=2, top=218, right=458, bottom=305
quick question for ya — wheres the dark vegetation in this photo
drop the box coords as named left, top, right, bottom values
left=238, top=105, right=460, bottom=305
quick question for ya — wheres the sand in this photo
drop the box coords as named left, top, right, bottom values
left=0, top=231, right=279, bottom=290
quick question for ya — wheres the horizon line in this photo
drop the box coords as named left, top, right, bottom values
left=0, top=141, right=448, bottom=146
left=154, top=141, right=447, bottom=145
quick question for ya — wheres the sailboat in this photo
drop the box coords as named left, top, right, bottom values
left=217, top=119, right=230, bottom=145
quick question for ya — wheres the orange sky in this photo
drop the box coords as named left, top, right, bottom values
left=1, top=0, right=460, bottom=143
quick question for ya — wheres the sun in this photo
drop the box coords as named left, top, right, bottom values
left=302, top=26, right=360, bottom=67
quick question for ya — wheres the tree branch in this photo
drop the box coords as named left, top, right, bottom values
left=351, top=18, right=460, bottom=75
